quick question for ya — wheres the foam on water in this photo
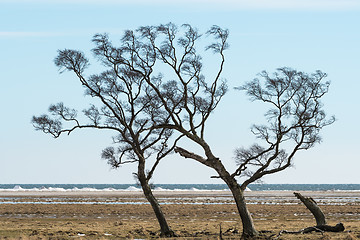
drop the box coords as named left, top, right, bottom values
left=0, top=185, right=145, bottom=192
left=0, top=185, right=232, bottom=192
left=1, top=184, right=360, bottom=192
left=124, top=186, right=141, bottom=191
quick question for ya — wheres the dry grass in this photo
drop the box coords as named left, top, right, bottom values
left=0, top=203, right=359, bottom=239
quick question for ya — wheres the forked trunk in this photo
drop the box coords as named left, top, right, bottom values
left=210, top=157, right=259, bottom=238
left=226, top=179, right=259, bottom=239
left=174, top=147, right=258, bottom=238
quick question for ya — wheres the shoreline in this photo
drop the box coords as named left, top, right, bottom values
left=1, top=189, right=359, bottom=196
left=1, top=190, right=358, bottom=206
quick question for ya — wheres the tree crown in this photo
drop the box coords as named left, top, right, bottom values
left=32, top=23, right=229, bottom=180
left=234, top=67, right=335, bottom=186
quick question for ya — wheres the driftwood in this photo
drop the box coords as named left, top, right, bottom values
left=278, top=222, right=345, bottom=234
left=294, top=192, right=327, bottom=226
left=293, top=192, right=344, bottom=232
left=271, top=192, right=345, bottom=238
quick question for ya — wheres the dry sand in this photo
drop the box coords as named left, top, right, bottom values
left=0, top=190, right=359, bottom=239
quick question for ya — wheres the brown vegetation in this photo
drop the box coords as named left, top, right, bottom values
left=0, top=201, right=359, bottom=239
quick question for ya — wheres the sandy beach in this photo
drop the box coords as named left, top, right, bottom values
left=0, top=190, right=359, bottom=239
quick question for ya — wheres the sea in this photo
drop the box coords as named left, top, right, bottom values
left=1, top=184, right=359, bottom=205
left=0, top=184, right=359, bottom=192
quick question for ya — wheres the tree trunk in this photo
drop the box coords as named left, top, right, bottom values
left=300, top=223, right=345, bottom=233
left=294, top=192, right=326, bottom=226
left=226, top=179, right=259, bottom=239
left=139, top=178, right=175, bottom=237
left=293, top=192, right=344, bottom=233
left=210, top=157, right=259, bottom=238
left=137, top=161, right=175, bottom=237
left=174, top=147, right=258, bottom=238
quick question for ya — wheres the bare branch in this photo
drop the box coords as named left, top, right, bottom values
left=235, top=67, right=335, bottom=187
left=174, top=146, right=208, bottom=165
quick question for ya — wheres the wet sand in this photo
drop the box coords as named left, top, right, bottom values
left=0, top=190, right=359, bottom=239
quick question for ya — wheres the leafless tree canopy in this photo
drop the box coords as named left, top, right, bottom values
left=139, top=24, right=229, bottom=139
left=32, top=23, right=335, bottom=238
left=32, top=23, right=229, bottom=178
left=32, top=23, right=229, bottom=237
left=32, top=24, right=229, bottom=237
left=234, top=67, right=336, bottom=187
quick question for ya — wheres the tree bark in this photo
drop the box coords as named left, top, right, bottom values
left=137, top=159, right=175, bottom=237
left=294, top=192, right=326, bottom=226
left=224, top=178, right=259, bottom=239
left=301, top=223, right=345, bottom=233
left=293, top=192, right=344, bottom=233
left=139, top=178, right=175, bottom=237
left=174, top=147, right=259, bottom=239
left=210, top=157, right=259, bottom=239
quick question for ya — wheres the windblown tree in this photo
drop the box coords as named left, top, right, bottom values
left=232, top=68, right=335, bottom=236
left=132, top=23, right=261, bottom=237
left=32, top=31, right=182, bottom=236
left=134, top=25, right=335, bottom=237
left=166, top=67, right=334, bottom=238
left=32, top=22, right=335, bottom=239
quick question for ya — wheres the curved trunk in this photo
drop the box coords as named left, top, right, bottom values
left=294, top=192, right=326, bottom=226
left=209, top=157, right=259, bottom=238
left=139, top=178, right=175, bottom=237
left=226, top=179, right=259, bottom=239
left=137, top=160, right=175, bottom=237
left=208, top=157, right=258, bottom=238
left=174, top=147, right=258, bottom=238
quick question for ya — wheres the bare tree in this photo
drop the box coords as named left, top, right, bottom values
left=128, top=23, right=261, bottom=238
left=153, top=55, right=335, bottom=238
left=232, top=68, right=335, bottom=237
left=32, top=33, right=180, bottom=236
left=32, top=22, right=335, bottom=239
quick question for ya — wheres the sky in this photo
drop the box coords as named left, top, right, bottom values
left=1, top=0, right=359, bottom=185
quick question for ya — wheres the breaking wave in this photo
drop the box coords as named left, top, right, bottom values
left=1, top=184, right=359, bottom=192
left=0, top=185, right=230, bottom=192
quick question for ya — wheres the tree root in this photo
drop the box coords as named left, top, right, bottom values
left=267, top=223, right=344, bottom=239
left=277, top=223, right=344, bottom=234
left=159, top=230, right=177, bottom=237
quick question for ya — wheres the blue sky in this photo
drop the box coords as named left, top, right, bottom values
left=1, top=0, right=359, bottom=184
